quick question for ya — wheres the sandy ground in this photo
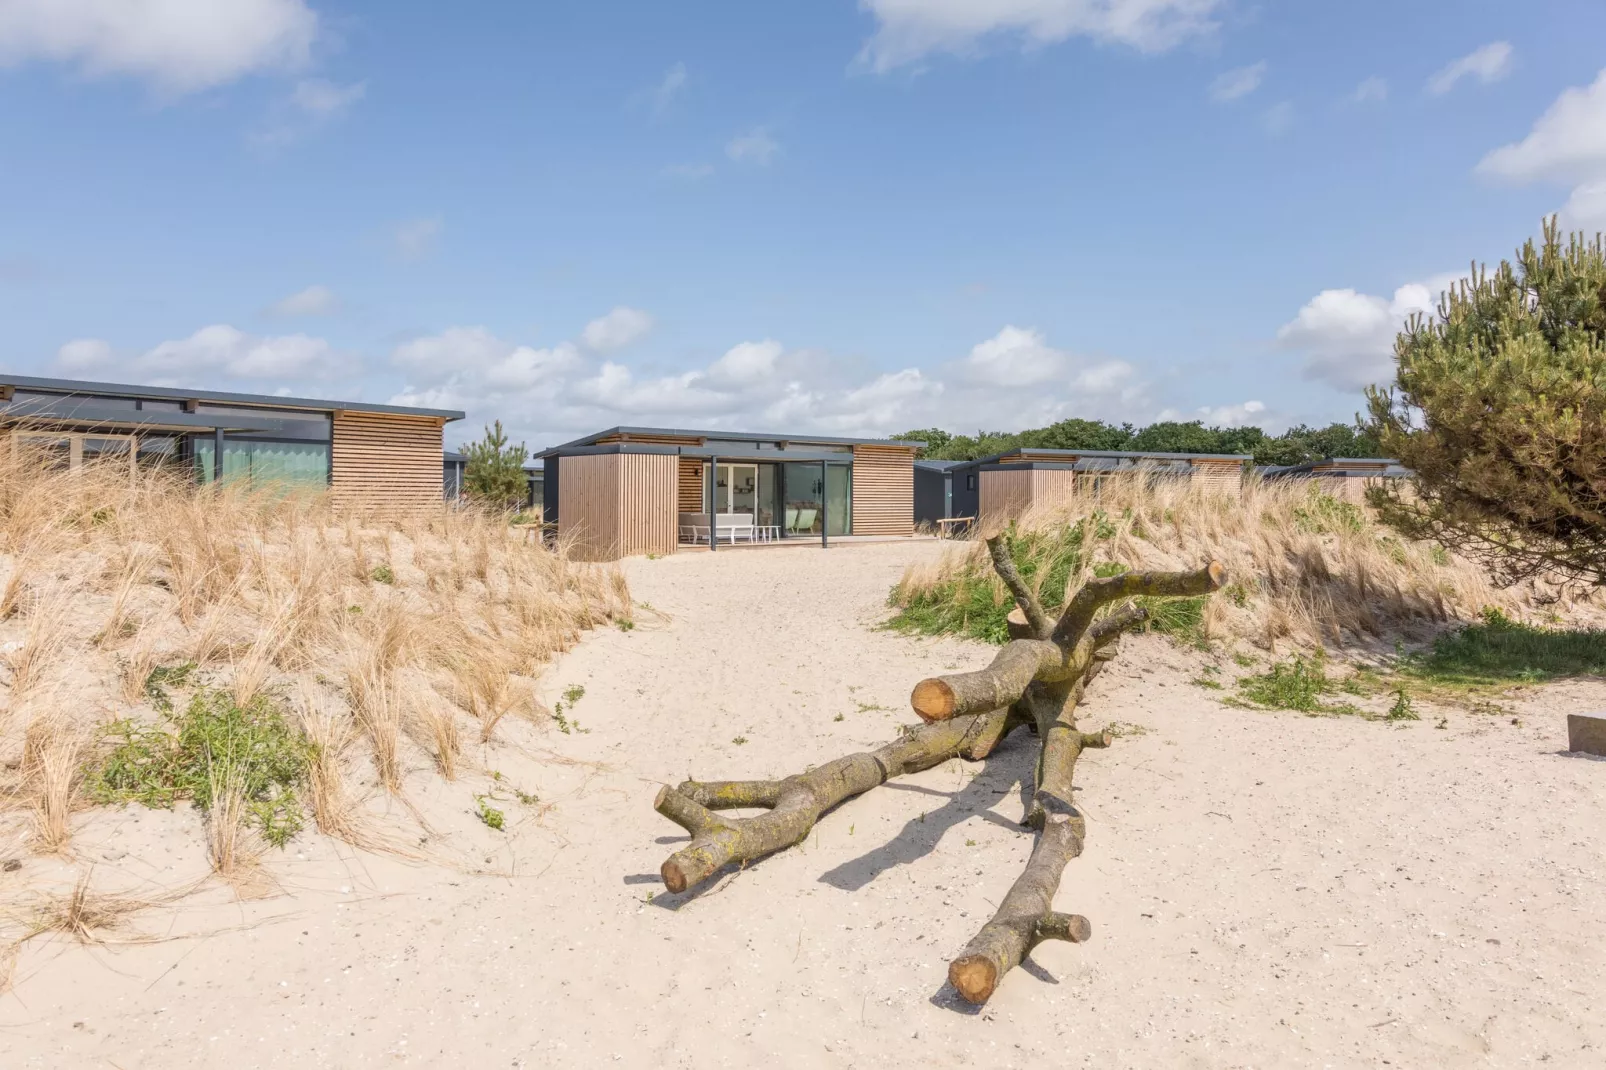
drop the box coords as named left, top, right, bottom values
left=4, top=539, right=1606, bottom=1069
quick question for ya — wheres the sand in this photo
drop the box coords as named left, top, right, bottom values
left=3, top=539, right=1605, bottom=1068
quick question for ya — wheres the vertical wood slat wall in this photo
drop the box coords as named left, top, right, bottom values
left=558, top=453, right=678, bottom=561
left=849, top=445, right=915, bottom=536
left=677, top=458, right=705, bottom=513
left=331, top=411, right=445, bottom=512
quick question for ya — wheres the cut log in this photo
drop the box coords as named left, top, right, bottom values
left=651, top=550, right=1228, bottom=1004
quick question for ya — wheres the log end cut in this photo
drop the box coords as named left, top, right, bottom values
left=910, top=678, right=957, bottom=722
left=660, top=858, right=691, bottom=895
left=948, top=955, right=999, bottom=1005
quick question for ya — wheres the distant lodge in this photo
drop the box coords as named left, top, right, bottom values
left=913, top=449, right=1409, bottom=527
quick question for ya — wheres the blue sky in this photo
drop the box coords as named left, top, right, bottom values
left=2, top=1, right=1604, bottom=450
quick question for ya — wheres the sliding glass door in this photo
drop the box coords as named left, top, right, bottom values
left=781, top=462, right=851, bottom=536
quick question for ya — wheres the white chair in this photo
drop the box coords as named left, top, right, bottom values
left=793, top=507, right=817, bottom=534
left=679, top=512, right=709, bottom=544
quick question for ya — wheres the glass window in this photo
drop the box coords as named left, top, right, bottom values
left=781, top=462, right=851, bottom=536
left=195, top=404, right=332, bottom=442
left=195, top=439, right=329, bottom=487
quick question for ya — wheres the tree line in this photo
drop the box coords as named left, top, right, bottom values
left=892, top=418, right=1382, bottom=466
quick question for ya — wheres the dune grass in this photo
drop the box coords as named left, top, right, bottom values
left=0, top=445, right=628, bottom=864
left=1398, top=608, right=1606, bottom=688
left=889, top=476, right=1570, bottom=653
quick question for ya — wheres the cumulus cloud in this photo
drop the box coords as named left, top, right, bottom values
left=56, top=324, right=340, bottom=383
left=581, top=307, right=655, bottom=353
left=268, top=284, right=337, bottom=317
left=1275, top=279, right=1461, bottom=391
left=1476, top=68, right=1606, bottom=232
left=1426, top=41, right=1512, bottom=96
left=1209, top=61, right=1265, bottom=103
left=392, top=218, right=443, bottom=262
left=389, top=319, right=1155, bottom=449
left=858, top=0, right=1222, bottom=72
left=726, top=127, right=779, bottom=165
left=0, top=0, right=318, bottom=94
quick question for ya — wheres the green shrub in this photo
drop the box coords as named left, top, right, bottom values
left=87, top=689, right=313, bottom=848
left=1291, top=489, right=1364, bottom=535
left=1400, top=607, right=1606, bottom=686
left=1237, top=655, right=1330, bottom=711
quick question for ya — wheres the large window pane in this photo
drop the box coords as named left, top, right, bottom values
left=194, top=439, right=329, bottom=487
left=781, top=462, right=851, bottom=535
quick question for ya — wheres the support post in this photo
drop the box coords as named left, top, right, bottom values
left=708, top=457, right=718, bottom=551
left=212, top=426, right=224, bottom=484
left=820, top=459, right=828, bottom=549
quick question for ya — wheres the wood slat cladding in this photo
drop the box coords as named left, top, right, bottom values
left=331, top=411, right=445, bottom=512
left=1188, top=460, right=1244, bottom=499
left=979, top=468, right=1034, bottom=522
left=559, top=453, right=678, bottom=561
left=677, top=458, right=705, bottom=513
left=850, top=445, right=915, bottom=536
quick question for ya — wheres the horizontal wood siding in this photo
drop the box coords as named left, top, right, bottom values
left=558, top=454, right=677, bottom=561
left=677, top=458, right=705, bottom=513
left=1189, top=460, right=1243, bottom=499
left=331, top=411, right=445, bottom=513
left=850, top=445, right=914, bottom=535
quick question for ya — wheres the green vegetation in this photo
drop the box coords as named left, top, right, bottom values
left=893, top=418, right=1380, bottom=467
left=1398, top=608, right=1606, bottom=688
left=461, top=420, right=530, bottom=509
left=1385, top=688, right=1420, bottom=722
left=474, top=795, right=505, bottom=831
left=551, top=683, right=589, bottom=734
left=142, top=661, right=196, bottom=711
left=1291, top=488, right=1364, bottom=535
left=889, top=518, right=1211, bottom=646
left=369, top=563, right=396, bottom=585
left=1368, top=219, right=1606, bottom=586
left=1235, top=655, right=1332, bottom=712
left=87, top=689, right=313, bottom=848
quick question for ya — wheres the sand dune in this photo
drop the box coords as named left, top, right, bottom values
left=3, top=539, right=1604, bottom=1068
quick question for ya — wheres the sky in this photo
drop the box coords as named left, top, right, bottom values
left=1, top=1, right=1604, bottom=451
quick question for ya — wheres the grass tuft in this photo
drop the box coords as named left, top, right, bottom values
left=1400, top=607, right=1606, bottom=687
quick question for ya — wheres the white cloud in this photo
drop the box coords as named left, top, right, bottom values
left=1476, top=68, right=1606, bottom=233
left=389, top=321, right=1156, bottom=449
left=0, top=0, right=318, bottom=94
left=1426, top=41, right=1512, bottom=96
left=252, top=77, right=365, bottom=149
left=1351, top=76, right=1387, bottom=104
left=1209, top=61, right=1265, bottom=103
left=581, top=307, right=655, bottom=353
left=57, top=324, right=339, bottom=382
left=1195, top=399, right=1266, bottom=427
left=1262, top=100, right=1295, bottom=136
left=726, top=127, right=779, bottom=165
left=268, top=284, right=337, bottom=317
left=858, top=0, right=1224, bottom=72
left=648, top=61, right=687, bottom=114
left=392, top=218, right=443, bottom=262
left=1477, top=68, right=1606, bottom=185
left=1275, top=279, right=1461, bottom=391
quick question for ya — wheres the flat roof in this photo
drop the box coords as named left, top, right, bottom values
left=547, top=424, right=923, bottom=452
left=956, top=447, right=1253, bottom=467
left=0, top=372, right=464, bottom=421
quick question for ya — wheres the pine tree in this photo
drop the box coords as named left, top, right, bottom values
left=1366, top=218, right=1606, bottom=584
left=461, top=421, right=529, bottom=509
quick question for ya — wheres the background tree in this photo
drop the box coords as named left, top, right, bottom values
left=1366, top=219, right=1606, bottom=585
left=461, top=420, right=530, bottom=509
left=896, top=417, right=1379, bottom=465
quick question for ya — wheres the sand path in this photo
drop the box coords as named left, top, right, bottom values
left=4, top=540, right=1605, bottom=1068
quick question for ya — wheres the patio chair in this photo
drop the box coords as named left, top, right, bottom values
left=794, top=508, right=817, bottom=534
left=678, top=512, right=709, bottom=544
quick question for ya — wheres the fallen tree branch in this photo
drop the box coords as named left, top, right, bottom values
left=651, top=551, right=1227, bottom=1004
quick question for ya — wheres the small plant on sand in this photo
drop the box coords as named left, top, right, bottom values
left=142, top=662, right=197, bottom=712
left=369, top=563, right=396, bottom=585
left=473, top=795, right=505, bottom=831
left=87, top=689, right=313, bottom=849
left=1236, top=655, right=1330, bottom=712
left=1385, top=687, right=1420, bottom=722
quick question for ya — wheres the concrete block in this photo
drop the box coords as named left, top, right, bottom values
left=1567, top=714, right=1606, bottom=757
